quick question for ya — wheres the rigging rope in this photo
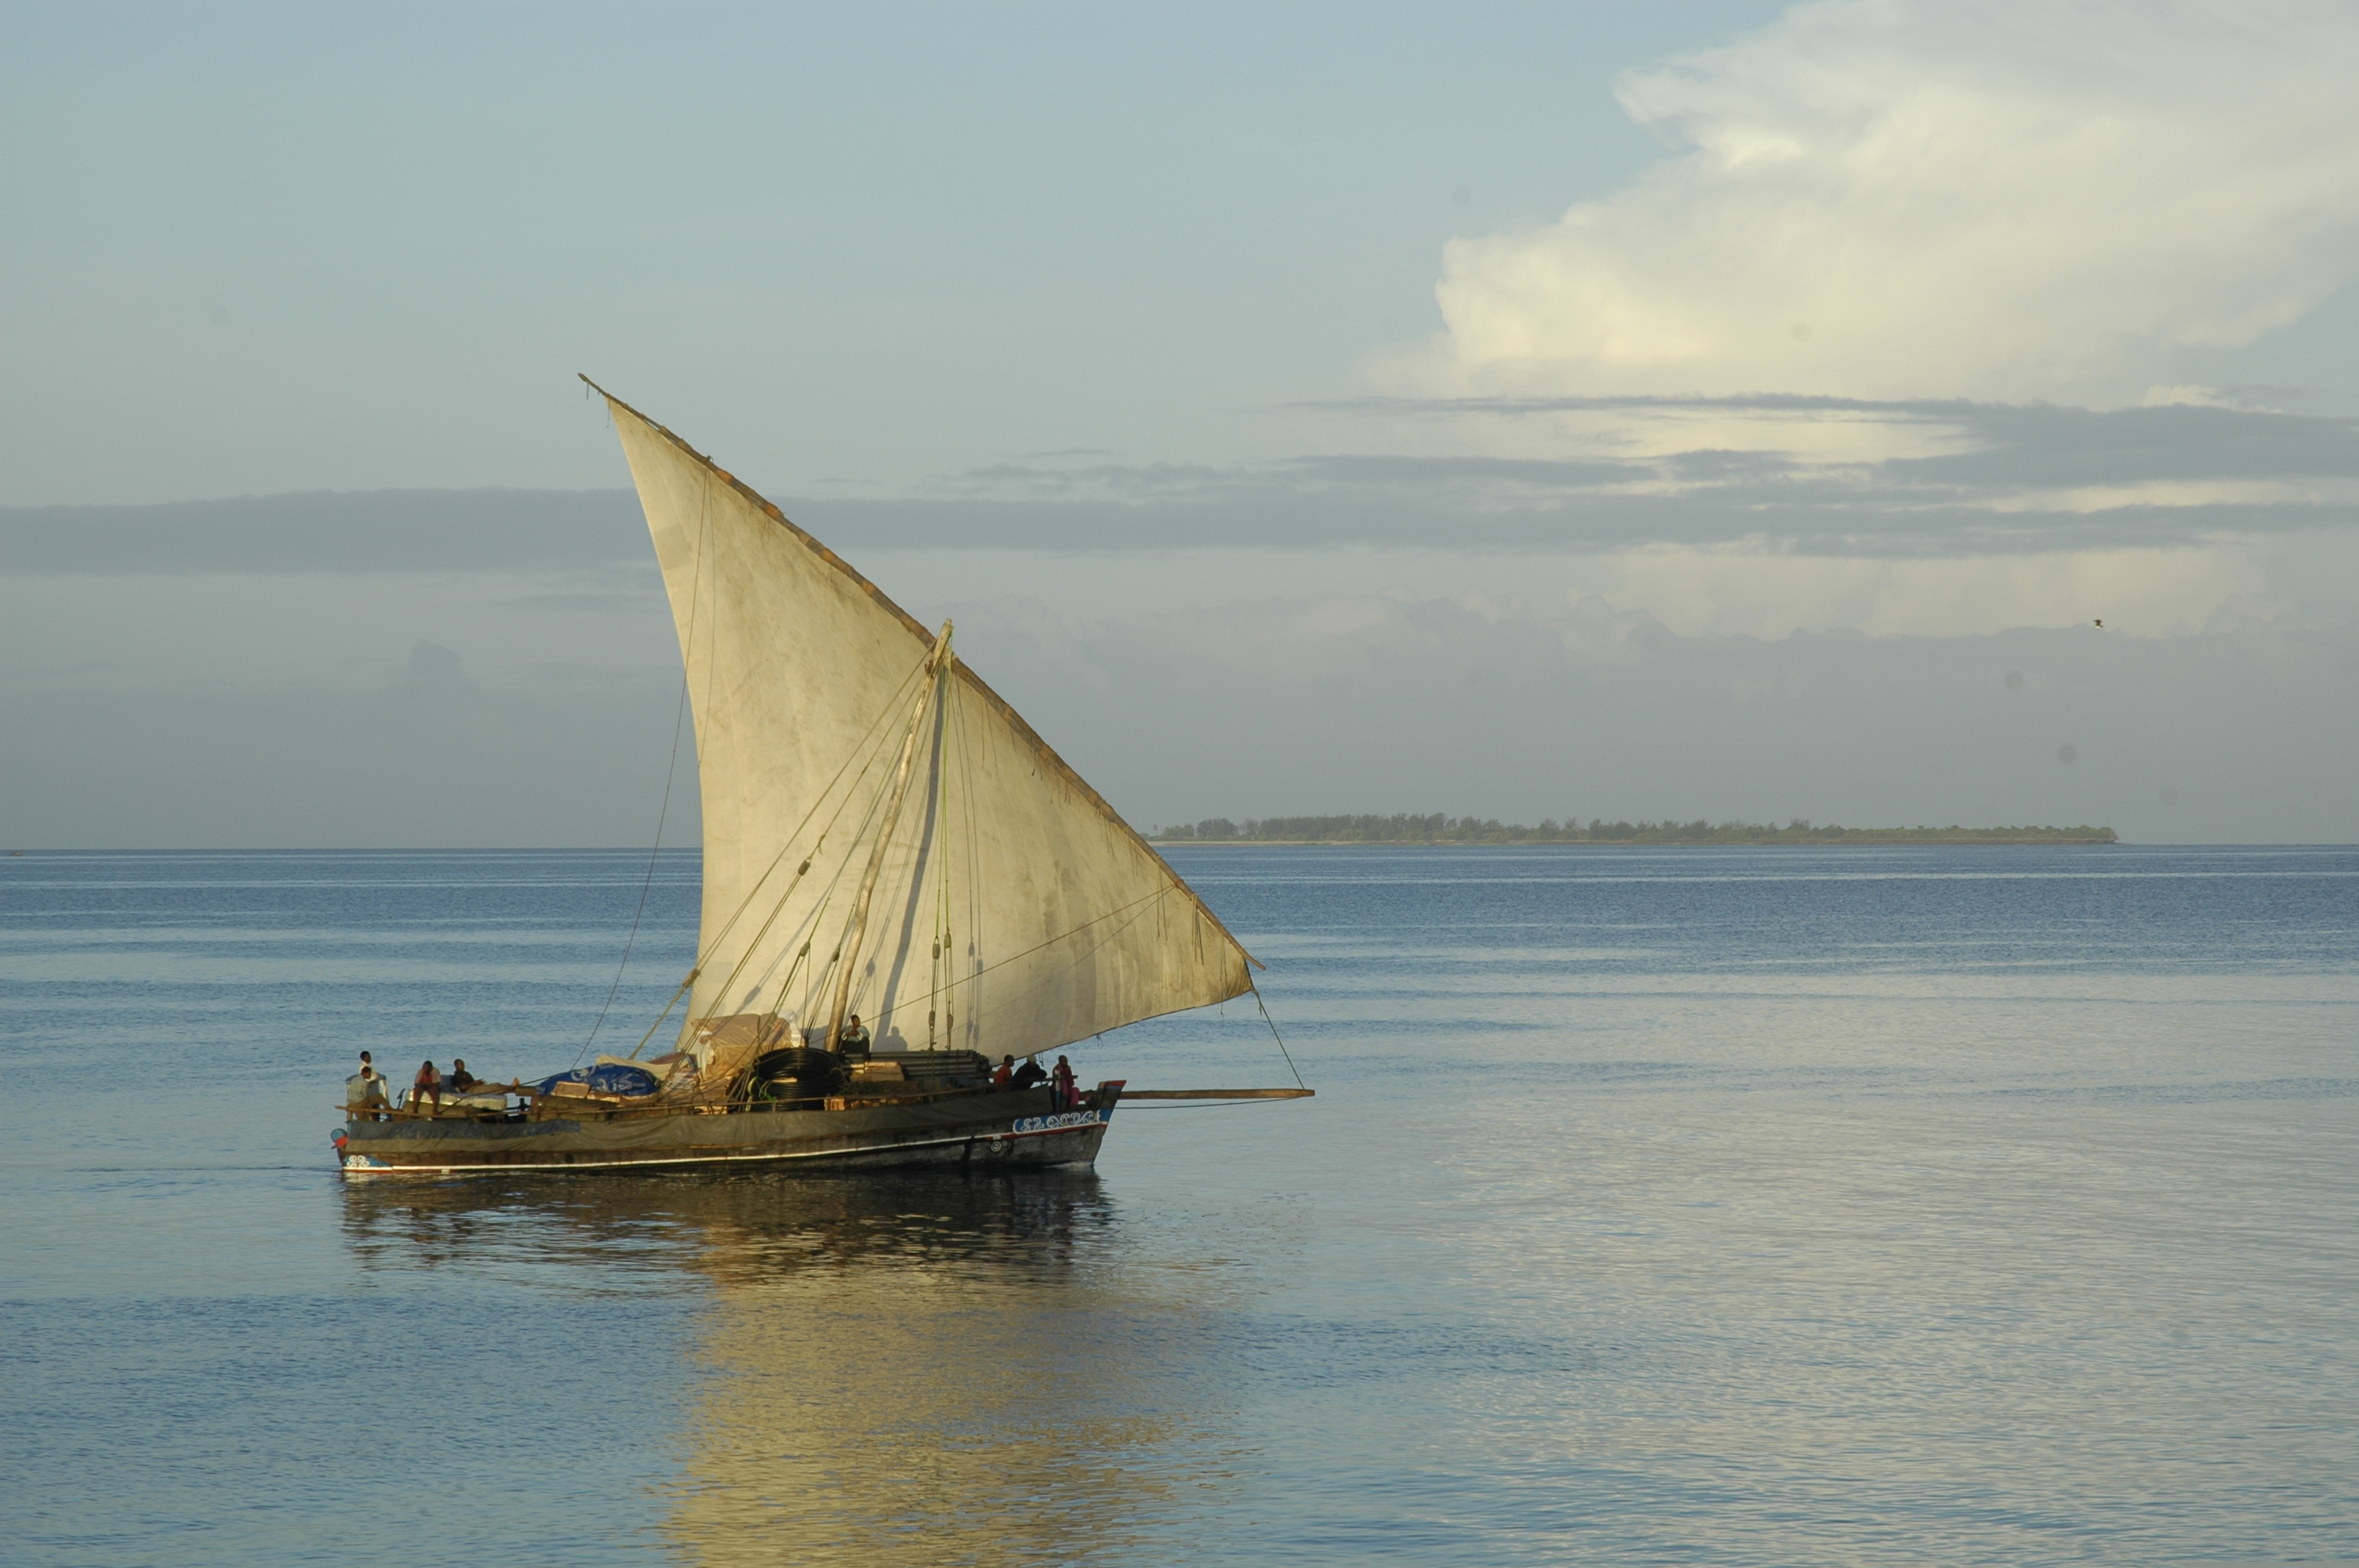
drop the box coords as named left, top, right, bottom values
left=632, top=645, right=934, bottom=1064
left=900, top=884, right=1172, bottom=1018
left=703, top=681, right=904, bottom=1030
left=580, top=671, right=689, bottom=1063
left=1251, top=983, right=1307, bottom=1091
left=580, top=473, right=712, bottom=1065
left=691, top=652, right=930, bottom=978
left=930, top=653, right=954, bottom=1048
left=954, top=674, right=985, bottom=1051
left=769, top=775, right=886, bottom=1028
left=623, top=967, right=698, bottom=1060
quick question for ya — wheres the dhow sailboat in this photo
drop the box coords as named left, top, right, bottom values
left=336, top=382, right=1306, bottom=1174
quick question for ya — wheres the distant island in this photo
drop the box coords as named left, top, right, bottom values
left=1150, top=815, right=2118, bottom=845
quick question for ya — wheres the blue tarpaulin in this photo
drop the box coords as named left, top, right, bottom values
left=531, top=1063, right=661, bottom=1098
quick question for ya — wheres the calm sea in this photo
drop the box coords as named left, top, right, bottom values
left=2, top=845, right=2354, bottom=1566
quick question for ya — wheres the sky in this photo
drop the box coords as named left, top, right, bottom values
left=4, top=0, right=2357, bottom=846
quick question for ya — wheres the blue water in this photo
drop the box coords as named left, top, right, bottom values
left=2, top=846, right=2354, bottom=1566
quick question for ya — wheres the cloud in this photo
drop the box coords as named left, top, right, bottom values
left=886, top=398, right=2359, bottom=557
left=1882, top=401, right=2359, bottom=488
left=11, top=401, right=2352, bottom=652
left=1388, top=0, right=2359, bottom=407
left=1292, top=396, right=2359, bottom=522
left=12, top=399, right=2357, bottom=575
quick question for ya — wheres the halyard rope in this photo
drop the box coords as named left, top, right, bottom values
left=579, top=472, right=711, bottom=1065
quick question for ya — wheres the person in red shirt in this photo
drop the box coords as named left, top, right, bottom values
left=413, top=1059, right=442, bottom=1116
left=990, top=1054, right=1015, bottom=1089
left=1050, top=1055, right=1077, bottom=1111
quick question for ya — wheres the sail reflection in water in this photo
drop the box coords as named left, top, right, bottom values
left=340, top=1174, right=1245, bottom=1565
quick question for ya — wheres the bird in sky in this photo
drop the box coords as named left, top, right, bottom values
left=2093, top=619, right=2105, bottom=629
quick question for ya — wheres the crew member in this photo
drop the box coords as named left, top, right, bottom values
left=1011, top=1055, right=1047, bottom=1091
left=447, top=1058, right=480, bottom=1092
left=413, top=1059, right=442, bottom=1116
left=991, top=1054, right=1015, bottom=1089
left=347, top=1065, right=390, bottom=1116
left=839, top=1014, right=871, bottom=1057
left=1050, top=1055, right=1077, bottom=1111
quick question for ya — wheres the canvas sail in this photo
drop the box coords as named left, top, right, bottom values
left=591, top=383, right=1257, bottom=1080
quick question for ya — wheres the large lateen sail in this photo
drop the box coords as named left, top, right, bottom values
left=591, top=383, right=1257, bottom=1081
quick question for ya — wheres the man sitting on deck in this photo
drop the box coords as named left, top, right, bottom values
left=838, top=1014, right=871, bottom=1058
left=446, top=1058, right=480, bottom=1092
left=412, top=1060, right=442, bottom=1117
left=1010, top=1055, right=1048, bottom=1091
left=346, top=1065, right=389, bottom=1116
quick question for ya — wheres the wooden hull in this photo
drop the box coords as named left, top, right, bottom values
left=334, top=1087, right=1113, bottom=1176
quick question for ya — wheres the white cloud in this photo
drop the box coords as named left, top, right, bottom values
left=2140, top=385, right=2242, bottom=410
left=1977, top=480, right=2313, bottom=515
left=1388, top=0, right=2359, bottom=408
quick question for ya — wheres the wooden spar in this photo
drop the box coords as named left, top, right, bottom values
left=1113, top=1088, right=1315, bottom=1101
left=825, top=621, right=953, bottom=1054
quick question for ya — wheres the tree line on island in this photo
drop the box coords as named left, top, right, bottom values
left=1149, top=815, right=2118, bottom=845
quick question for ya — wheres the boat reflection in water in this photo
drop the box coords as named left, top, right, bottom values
left=340, top=1171, right=1246, bottom=1564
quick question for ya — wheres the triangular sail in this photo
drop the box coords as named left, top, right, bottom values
left=591, top=383, right=1257, bottom=1076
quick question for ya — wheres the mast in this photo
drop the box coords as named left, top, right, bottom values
left=824, top=621, right=953, bottom=1052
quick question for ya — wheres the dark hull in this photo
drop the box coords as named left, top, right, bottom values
left=336, top=1087, right=1111, bottom=1175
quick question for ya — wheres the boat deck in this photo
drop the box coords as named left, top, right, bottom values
left=336, top=1071, right=1121, bottom=1175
